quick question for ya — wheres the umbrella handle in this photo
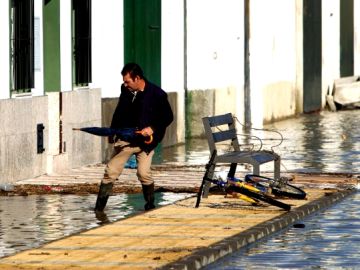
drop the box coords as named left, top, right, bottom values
left=135, top=131, right=153, bottom=144
left=144, top=135, right=153, bottom=144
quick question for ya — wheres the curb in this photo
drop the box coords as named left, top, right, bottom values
left=160, top=188, right=356, bottom=270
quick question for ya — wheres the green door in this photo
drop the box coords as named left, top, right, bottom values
left=124, top=0, right=161, bottom=86
left=303, top=0, right=322, bottom=113
left=340, top=0, right=354, bottom=77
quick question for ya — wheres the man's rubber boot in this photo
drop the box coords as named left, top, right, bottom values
left=94, top=182, right=113, bottom=212
left=142, top=183, right=155, bottom=211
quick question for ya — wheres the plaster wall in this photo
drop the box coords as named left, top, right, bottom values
left=100, top=98, right=118, bottom=163
left=262, top=82, right=296, bottom=123
left=161, top=92, right=182, bottom=146
left=295, top=0, right=304, bottom=113
left=46, top=92, right=67, bottom=174
left=185, top=0, right=244, bottom=136
left=186, top=87, right=238, bottom=138
left=61, top=88, right=102, bottom=169
left=0, top=89, right=102, bottom=184
left=0, top=97, right=48, bottom=184
left=162, top=0, right=185, bottom=94
left=250, top=0, right=297, bottom=126
left=91, top=0, right=124, bottom=98
left=162, top=0, right=186, bottom=144
left=186, top=0, right=243, bottom=92
left=322, top=0, right=340, bottom=105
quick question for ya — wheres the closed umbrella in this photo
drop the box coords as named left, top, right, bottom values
left=73, top=127, right=153, bottom=144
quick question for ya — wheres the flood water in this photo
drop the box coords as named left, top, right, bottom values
left=204, top=191, right=360, bottom=270
left=0, top=109, right=359, bottom=260
left=158, top=109, right=360, bottom=174
left=0, top=193, right=192, bottom=258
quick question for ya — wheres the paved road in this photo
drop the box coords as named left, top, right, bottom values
left=12, top=164, right=205, bottom=195
left=15, top=164, right=360, bottom=193
left=12, top=163, right=358, bottom=196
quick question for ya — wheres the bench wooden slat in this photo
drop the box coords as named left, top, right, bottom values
left=207, top=113, right=233, bottom=127
left=212, top=129, right=236, bottom=143
left=201, top=113, right=281, bottom=198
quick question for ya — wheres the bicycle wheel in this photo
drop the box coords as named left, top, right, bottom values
left=245, top=174, right=306, bottom=200
left=271, top=183, right=306, bottom=200
left=226, top=185, right=291, bottom=211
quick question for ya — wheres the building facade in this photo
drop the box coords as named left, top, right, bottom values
left=0, top=0, right=359, bottom=184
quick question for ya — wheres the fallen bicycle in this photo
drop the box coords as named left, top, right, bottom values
left=195, top=150, right=306, bottom=211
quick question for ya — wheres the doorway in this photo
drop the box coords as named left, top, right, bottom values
left=303, top=0, right=322, bottom=113
left=123, top=0, right=161, bottom=86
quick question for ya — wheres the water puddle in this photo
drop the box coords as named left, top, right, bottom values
left=0, top=192, right=192, bottom=258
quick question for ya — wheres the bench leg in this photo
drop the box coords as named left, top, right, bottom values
left=227, top=163, right=237, bottom=178
left=274, top=158, right=281, bottom=179
left=253, top=163, right=260, bottom=175
left=202, top=163, right=215, bottom=198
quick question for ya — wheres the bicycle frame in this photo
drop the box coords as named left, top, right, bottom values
left=195, top=150, right=291, bottom=211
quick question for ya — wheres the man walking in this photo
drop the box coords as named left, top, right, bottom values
left=95, top=63, right=173, bottom=212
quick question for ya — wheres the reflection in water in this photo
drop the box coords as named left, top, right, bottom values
left=302, top=114, right=326, bottom=172
left=205, top=192, right=360, bottom=269
left=156, top=110, right=360, bottom=173
left=270, top=110, right=360, bottom=173
left=0, top=192, right=192, bottom=258
left=0, top=109, right=359, bottom=260
left=154, top=138, right=210, bottom=165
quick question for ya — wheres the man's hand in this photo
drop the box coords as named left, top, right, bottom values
left=140, top=127, right=154, bottom=137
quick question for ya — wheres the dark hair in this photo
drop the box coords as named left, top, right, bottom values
left=121, top=63, right=144, bottom=80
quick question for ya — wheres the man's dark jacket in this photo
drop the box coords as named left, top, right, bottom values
left=110, top=80, right=173, bottom=153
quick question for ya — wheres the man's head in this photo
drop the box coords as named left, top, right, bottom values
left=121, top=63, right=145, bottom=92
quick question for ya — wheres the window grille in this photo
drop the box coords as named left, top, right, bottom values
left=72, top=0, right=92, bottom=86
left=10, top=0, right=35, bottom=94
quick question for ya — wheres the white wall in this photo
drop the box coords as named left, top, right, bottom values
left=162, top=0, right=186, bottom=142
left=185, top=0, right=244, bottom=125
left=322, top=0, right=340, bottom=103
left=162, top=0, right=184, bottom=94
left=0, top=1, right=10, bottom=99
left=295, top=0, right=303, bottom=113
left=186, top=0, right=244, bottom=91
left=91, top=0, right=124, bottom=98
left=250, top=0, right=297, bottom=126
